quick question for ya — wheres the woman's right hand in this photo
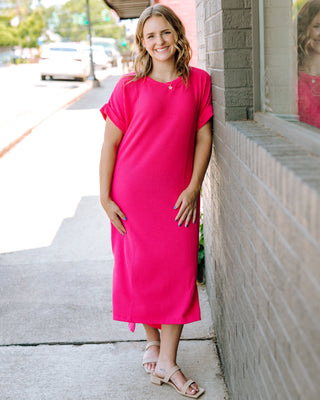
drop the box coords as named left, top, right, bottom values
left=100, top=195, right=127, bottom=235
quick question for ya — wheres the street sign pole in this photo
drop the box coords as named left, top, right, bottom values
left=86, top=0, right=100, bottom=87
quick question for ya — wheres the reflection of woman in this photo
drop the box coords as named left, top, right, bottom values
left=99, top=4, right=212, bottom=398
left=297, top=0, right=320, bottom=129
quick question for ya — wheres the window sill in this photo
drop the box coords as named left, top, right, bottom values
left=254, top=112, right=320, bottom=157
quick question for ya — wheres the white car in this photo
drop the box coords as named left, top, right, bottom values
left=83, top=45, right=111, bottom=69
left=39, top=43, right=90, bottom=81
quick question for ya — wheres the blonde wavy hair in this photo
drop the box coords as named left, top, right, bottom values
left=133, top=4, right=191, bottom=83
left=297, top=0, right=320, bottom=68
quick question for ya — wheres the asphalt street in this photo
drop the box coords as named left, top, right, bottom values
left=0, top=63, right=111, bottom=155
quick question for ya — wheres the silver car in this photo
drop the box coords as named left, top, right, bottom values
left=39, top=43, right=90, bottom=81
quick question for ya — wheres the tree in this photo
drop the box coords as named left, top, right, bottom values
left=0, top=0, right=44, bottom=48
left=292, top=0, right=306, bottom=18
left=18, top=9, right=44, bottom=48
left=0, top=9, right=18, bottom=47
left=0, top=27, right=19, bottom=47
left=55, top=0, right=125, bottom=42
left=0, top=0, right=125, bottom=50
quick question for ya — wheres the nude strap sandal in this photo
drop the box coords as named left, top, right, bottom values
left=142, top=341, right=160, bottom=374
left=151, top=365, right=205, bottom=398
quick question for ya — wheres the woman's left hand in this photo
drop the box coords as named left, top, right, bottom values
left=174, top=186, right=199, bottom=227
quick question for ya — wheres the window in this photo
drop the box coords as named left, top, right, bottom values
left=257, top=0, right=320, bottom=133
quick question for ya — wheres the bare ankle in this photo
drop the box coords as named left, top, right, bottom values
left=143, top=325, right=160, bottom=342
left=156, top=357, right=176, bottom=370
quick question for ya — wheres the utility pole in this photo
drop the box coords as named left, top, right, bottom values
left=86, top=0, right=100, bottom=87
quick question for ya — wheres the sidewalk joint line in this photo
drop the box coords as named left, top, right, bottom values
left=0, top=337, right=215, bottom=348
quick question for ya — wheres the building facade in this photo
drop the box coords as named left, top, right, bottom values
left=154, top=0, right=199, bottom=65
left=196, top=0, right=320, bottom=399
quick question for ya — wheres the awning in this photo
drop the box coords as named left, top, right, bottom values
left=103, top=0, right=151, bottom=20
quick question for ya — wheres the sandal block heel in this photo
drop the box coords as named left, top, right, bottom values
left=151, top=374, right=163, bottom=385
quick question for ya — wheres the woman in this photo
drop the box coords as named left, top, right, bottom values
left=99, top=4, right=213, bottom=398
left=297, top=0, right=320, bottom=129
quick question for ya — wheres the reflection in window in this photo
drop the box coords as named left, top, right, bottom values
left=260, top=0, right=320, bottom=131
left=296, top=0, right=320, bottom=129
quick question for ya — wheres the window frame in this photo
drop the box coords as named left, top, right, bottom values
left=253, top=0, right=320, bottom=157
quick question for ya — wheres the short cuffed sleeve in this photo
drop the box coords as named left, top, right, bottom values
left=197, top=71, right=213, bottom=131
left=100, top=77, right=126, bottom=133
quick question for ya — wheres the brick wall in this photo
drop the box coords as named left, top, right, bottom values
left=155, top=0, right=198, bottom=66
left=197, top=0, right=320, bottom=399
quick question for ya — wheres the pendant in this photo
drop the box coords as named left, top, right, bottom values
left=169, top=84, right=172, bottom=90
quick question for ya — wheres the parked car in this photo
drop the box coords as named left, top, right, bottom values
left=39, top=43, right=90, bottom=81
left=106, top=46, right=121, bottom=67
left=104, top=49, right=114, bottom=66
left=91, top=37, right=121, bottom=67
left=83, top=45, right=110, bottom=69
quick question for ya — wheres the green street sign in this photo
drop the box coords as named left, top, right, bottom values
left=72, top=12, right=87, bottom=25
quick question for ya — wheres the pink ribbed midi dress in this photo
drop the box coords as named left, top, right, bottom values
left=100, top=67, right=213, bottom=332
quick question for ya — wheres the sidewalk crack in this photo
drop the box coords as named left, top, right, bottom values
left=0, top=337, right=215, bottom=348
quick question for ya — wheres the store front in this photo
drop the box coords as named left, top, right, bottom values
left=197, top=1, right=320, bottom=399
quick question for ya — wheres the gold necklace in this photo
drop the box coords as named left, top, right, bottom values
left=150, top=74, right=177, bottom=89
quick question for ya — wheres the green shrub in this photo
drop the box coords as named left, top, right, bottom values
left=197, top=217, right=205, bottom=283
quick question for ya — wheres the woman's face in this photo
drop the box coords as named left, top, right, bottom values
left=142, top=16, right=176, bottom=64
left=309, top=11, right=320, bottom=55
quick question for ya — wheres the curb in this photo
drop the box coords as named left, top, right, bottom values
left=0, top=79, right=95, bottom=158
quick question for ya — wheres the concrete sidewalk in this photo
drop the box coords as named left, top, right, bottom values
left=0, top=75, right=229, bottom=399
